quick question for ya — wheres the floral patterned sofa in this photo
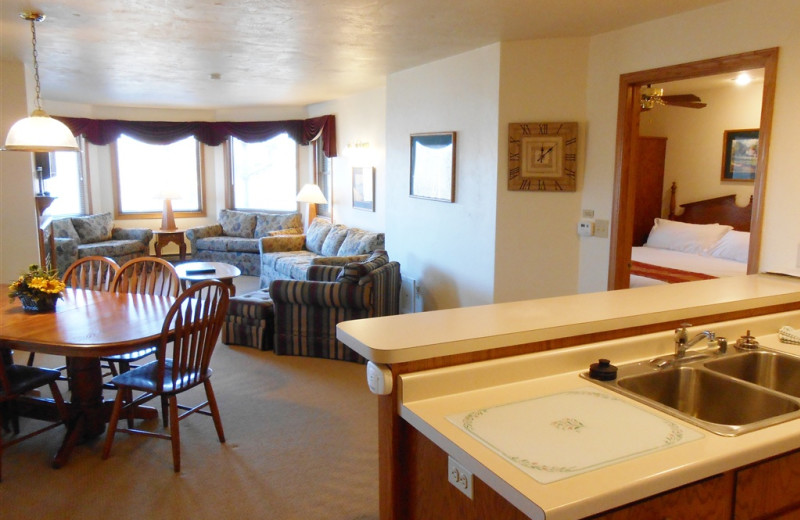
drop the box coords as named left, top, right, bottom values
left=50, top=212, right=153, bottom=275
left=259, top=217, right=385, bottom=288
left=185, top=209, right=303, bottom=276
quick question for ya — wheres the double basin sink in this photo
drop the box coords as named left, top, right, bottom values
left=582, top=346, right=800, bottom=436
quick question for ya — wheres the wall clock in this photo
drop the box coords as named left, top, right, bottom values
left=508, top=122, right=578, bottom=192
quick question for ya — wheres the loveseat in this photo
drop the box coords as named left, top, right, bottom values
left=270, top=250, right=401, bottom=362
left=259, top=217, right=385, bottom=289
left=185, top=209, right=303, bottom=276
left=49, top=212, right=153, bottom=276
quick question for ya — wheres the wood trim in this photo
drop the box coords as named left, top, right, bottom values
left=609, top=48, right=779, bottom=290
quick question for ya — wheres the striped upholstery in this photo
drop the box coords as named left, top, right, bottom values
left=270, top=252, right=400, bottom=363
left=222, top=289, right=275, bottom=350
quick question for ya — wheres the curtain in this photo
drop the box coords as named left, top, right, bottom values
left=54, top=114, right=337, bottom=157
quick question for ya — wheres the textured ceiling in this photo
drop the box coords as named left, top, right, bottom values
left=0, top=0, right=728, bottom=109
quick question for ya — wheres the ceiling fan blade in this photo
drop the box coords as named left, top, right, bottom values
left=661, top=94, right=702, bottom=103
left=662, top=100, right=707, bottom=109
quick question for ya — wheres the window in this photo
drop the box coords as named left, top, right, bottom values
left=112, top=135, right=204, bottom=217
left=314, top=139, right=332, bottom=218
left=37, top=137, right=90, bottom=217
left=228, top=133, right=297, bottom=211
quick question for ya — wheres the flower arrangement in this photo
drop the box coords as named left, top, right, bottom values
left=8, top=264, right=66, bottom=312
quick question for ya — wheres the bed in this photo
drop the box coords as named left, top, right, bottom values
left=630, top=183, right=753, bottom=288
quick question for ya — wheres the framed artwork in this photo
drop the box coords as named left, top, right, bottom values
left=721, top=129, right=759, bottom=181
left=409, top=132, right=456, bottom=202
left=352, top=166, right=375, bottom=211
left=508, top=122, right=578, bottom=192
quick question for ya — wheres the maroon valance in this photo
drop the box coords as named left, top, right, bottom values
left=54, top=114, right=337, bottom=157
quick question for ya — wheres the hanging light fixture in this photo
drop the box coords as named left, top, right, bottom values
left=4, top=11, right=79, bottom=152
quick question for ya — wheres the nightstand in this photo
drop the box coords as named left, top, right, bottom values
left=153, top=229, right=186, bottom=260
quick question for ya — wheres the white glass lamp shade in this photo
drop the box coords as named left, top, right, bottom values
left=4, top=109, right=79, bottom=152
left=296, top=184, right=328, bottom=204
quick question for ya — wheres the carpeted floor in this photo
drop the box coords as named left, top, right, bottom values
left=0, top=277, right=379, bottom=520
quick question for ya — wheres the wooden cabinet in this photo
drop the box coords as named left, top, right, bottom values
left=632, top=136, right=667, bottom=247
left=735, top=450, right=800, bottom=519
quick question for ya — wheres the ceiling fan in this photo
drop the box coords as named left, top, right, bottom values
left=640, top=85, right=707, bottom=110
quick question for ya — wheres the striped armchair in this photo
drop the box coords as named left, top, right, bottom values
left=269, top=251, right=400, bottom=362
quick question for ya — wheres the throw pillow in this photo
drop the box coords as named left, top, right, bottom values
left=218, top=209, right=257, bottom=238
left=338, top=228, right=385, bottom=256
left=52, top=218, right=81, bottom=242
left=336, top=262, right=367, bottom=284
left=267, top=227, right=303, bottom=236
left=71, top=213, right=114, bottom=244
left=305, top=218, right=332, bottom=254
left=320, top=224, right=348, bottom=256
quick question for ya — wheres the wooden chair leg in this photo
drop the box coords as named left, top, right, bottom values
left=204, top=380, right=226, bottom=443
left=102, top=390, right=125, bottom=460
left=169, top=396, right=180, bottom=472
left=161, top=395, right=169, bottom=428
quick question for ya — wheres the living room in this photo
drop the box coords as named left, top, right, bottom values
left=3, top=2, right=800, bottom=518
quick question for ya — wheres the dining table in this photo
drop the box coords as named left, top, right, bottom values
left=0, top=284, right=175, bottom=468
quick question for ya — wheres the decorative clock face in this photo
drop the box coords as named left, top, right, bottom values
left=508, top=122, right=578, bottom=192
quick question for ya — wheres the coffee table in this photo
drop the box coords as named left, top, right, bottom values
left=175, top=261, right=241, bottom=295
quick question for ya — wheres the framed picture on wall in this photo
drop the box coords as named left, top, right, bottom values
left=409, top=131, right=456, bottom=202
left=721, top=128, right=759, bottom=181
left=352, top=166, right=375, bottom=211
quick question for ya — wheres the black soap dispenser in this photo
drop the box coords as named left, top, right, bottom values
left=589, top=359, right=618, bottom=381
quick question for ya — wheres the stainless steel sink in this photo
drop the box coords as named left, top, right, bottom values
left=581, top=348, right=800, bottom=436
left=705, top=351, right=800, bottom=398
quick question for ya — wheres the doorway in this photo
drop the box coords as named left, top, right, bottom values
left=608, top=48, right=779, bottom=290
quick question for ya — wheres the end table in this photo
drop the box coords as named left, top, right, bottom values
left=153, top=229, right=187, bottom=260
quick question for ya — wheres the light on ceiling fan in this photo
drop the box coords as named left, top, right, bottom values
left=735, top=72, right=752, bottom=86
left=4, top=12, right=79, bottom=153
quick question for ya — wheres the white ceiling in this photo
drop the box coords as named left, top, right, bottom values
left=1, top=0, right=729, bottom=110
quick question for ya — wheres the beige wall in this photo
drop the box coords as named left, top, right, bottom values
left=0, top=61, right=39, bottom=280
left=580, top=0, right=800, bottom=292
left=386, top=45, right=501, bottom=310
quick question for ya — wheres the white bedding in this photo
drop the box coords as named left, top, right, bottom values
left=630, top=246, right=748, bottom=288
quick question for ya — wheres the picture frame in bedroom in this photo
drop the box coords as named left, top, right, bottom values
left=721, top=129, right=759, bottom=182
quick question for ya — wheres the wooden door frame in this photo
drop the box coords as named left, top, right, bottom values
left=608, top=48, right=779, bottom=290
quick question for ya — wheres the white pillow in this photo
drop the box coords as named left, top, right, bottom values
left=708, top=230, right=750, bottom=263
left=644, top=218, right=733, bottom=255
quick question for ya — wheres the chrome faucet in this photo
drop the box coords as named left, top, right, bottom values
left=674, top=323, right=717, bottom=358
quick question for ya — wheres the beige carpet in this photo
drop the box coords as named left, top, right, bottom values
left=1, top=277, right=379, bottom=520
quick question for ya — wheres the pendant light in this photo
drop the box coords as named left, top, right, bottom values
left=4, top=12, right=79, bottom=152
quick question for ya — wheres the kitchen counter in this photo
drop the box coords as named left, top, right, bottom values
left=399, top=309, right=800, bottom=519
left=337, top=274, right=800, bottom=364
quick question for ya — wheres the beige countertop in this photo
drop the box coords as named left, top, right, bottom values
left=337, top=274, right=800, bottom=364
left=399, top=309, right=800, bottom=519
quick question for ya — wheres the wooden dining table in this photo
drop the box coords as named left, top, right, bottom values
left=0, top=285, right=175, bottom=467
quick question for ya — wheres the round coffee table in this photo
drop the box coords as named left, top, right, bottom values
left=175, top=261, right=242, bottom=295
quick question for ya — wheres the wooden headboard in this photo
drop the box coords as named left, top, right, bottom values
left=667, top=182, right=753, bottom=232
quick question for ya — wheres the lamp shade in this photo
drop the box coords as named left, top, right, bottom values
left=4, top=109, right=79, bottom=152
left=296, top=184, right=328, bottom=204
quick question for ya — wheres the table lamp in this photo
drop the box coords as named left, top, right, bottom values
left=156, top=189, right=182, bottom=231
left=296, top=184, right=328, bottom=227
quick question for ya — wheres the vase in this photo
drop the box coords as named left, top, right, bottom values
left=18, top=294, right=59, bottom=313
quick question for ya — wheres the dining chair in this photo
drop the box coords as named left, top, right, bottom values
left=103, top=257, right=181, bottom=378
left=26, top=256, right=121, bottom=368
left=1, top=348, right=70, bottom=481
left=102, top=279, right=230, bottom=472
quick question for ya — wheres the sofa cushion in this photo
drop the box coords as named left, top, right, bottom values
left=336, top=251, right=390, bottom=284
left=305, top=218, right=332, bottom=255
left=72, top=213, right=114, bottom=244
left=196, top=237, right=231, bottom=252
left=52, top=218, right=81, bottom=242
left=338, top=228, right=385, bottom=256
left=222, top=237, right=260, bottom=253
left=219, top=209, right=257, bottom=238
left=254, top=212, right=303, bottom=238
left=320, top=224, right=348, bottom=256
left=78, top=240, right=146, bottom=257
